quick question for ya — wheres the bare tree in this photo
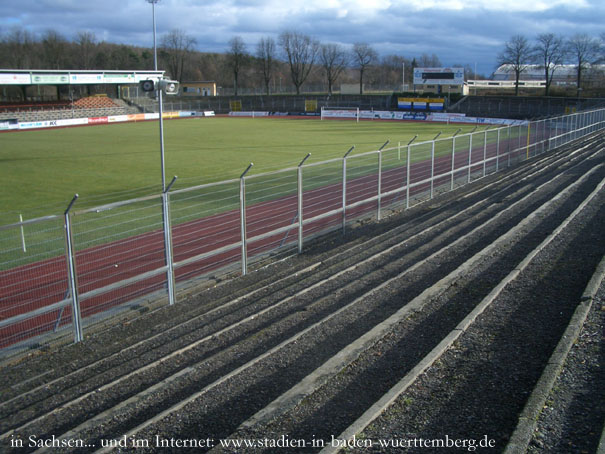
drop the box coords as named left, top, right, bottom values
left=1, top=27, right=36, bottom=69
left=227, top=36, right=247, bottom=96
left=497, top=35, right=533, bottom=96
left=256, top=37, right=276, bottom=95
left=418, top=53, right=442, bottom=68
left=352, top=42, right=377, bottom=95
left=534, top=33, right=565, bottom=96
left=74, top=31, right=97, bottom=70
left=319, top=43, right=347, bottom=95
left=160, top=29, right=197, bottom=81
left=278, top=31, right=320, bottom=95
left=567, top=34, right=600, bottom=96
left=41, top=30, right=68, bottom=69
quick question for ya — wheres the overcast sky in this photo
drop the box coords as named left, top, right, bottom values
left=1, top=0, right=603, bottom=76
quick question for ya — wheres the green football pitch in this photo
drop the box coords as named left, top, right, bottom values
left=0, top=117, right=476, bottom=222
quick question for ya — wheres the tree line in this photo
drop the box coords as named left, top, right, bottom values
left=0, top=27, right=481, bottom=97
left=498, top=33, right=605, bottom=96
left=3, top=27, right=602, bottom=98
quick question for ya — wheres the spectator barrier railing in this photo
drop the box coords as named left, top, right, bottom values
left=0, top=108, right=603, bottom=356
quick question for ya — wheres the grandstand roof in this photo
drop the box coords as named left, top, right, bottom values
left=0, top=69, right=165, bottom=86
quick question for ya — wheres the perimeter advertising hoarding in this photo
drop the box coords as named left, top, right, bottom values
left=70, top=74, right=104, bottom=84
left=413, top=68, right=464, bottom=85
left=0, top=119, right=19, bottom=130
left=0, top=73, right=32, bottom=85
left=103, top=74, right=137, bottom=84
left=31, top=74, right=70, bottom=85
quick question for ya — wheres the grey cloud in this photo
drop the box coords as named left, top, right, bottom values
left=1, top=0, right=602, bottom=76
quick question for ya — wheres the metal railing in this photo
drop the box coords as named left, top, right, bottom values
left=1, top=108, right=604, bottom=356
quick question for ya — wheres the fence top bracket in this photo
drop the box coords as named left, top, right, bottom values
left=299, top=153, right=311, bottom=167
left=241, top=163, right=254, bottom=179
left=165, top=176, right=178, bottom=193
left=64, top=194, right=79, bottom=215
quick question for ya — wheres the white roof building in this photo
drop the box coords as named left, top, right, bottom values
left=493, top=64, right=605, bottom=85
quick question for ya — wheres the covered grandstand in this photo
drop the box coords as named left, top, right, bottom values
left=0, top=69, right=164, bottom=122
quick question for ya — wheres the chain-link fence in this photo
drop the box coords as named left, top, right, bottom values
left=1, top=108, right=603, bottom=357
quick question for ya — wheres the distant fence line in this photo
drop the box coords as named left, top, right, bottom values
left=0, top=108, right=604, bottom=357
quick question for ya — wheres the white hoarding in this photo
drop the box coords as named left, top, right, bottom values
left=70, top=74, right=104, bottom=84
left=413, top=67, right=464, bottom=85
left=0, top=73, right=32, bottom=85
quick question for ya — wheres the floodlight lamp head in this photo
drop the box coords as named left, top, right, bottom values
left=139, top=79, right=155, bottom=92
left=159, top=79, right=179, bottom=95
left=139, top=79, right=179, bottom=95
left=146, top=0, right=160, bottom=4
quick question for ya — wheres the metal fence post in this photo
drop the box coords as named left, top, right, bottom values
left=483, top=129, right=487, bottom=176
left=240, top=163, right=253, bottom=275
left=450, top=129, right=461, bottom=191
left=430, top=140, right=435, bottom=198
left=430, top=133, right=440, bottom=199
left=507, top=126, right=512, bottom=167
left=298, top=153, right=311, bottom=253
left=19, top=214, right=26, bottom=253
left=537, top=120, right=542, bottom=154
left=342, top=146, right=354, bottom=234
left=377, top=141, right=389, bottom=220
left=163, top=176, right=177, bottom=305
left=451, top=136, right=456, bottom=190
left=406, top=136, right=416, bottom=210
left=64, top=194, right=83, bottom=344
left=496, top=128, right=500, bottom=172
left=468, top=133, right=473, bottom=183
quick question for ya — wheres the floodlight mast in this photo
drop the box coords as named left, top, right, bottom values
left=146, top=0, right=166, bottom=192
left=147, top=0, right=160, bottom=71
left=147, top=0, right=174, bottom=305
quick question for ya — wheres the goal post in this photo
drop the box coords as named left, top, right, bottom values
left=320, top=107, right=360, bottom=122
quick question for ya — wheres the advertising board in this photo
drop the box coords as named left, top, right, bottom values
left=0, top=73, right=32, bottom=85
left=31, top=74, right=70, bottom=85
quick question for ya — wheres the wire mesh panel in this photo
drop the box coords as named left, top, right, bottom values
left=408, top=142, right=433, bottom=207
left=545, top=119, right=556, bottom=150
left=432, top=138, right=454, bottom=195
left=246, top=169, right=298, bottom=260
left=302, top=159, right=342, bottom=238
left=71, top=196, right=167, bottom=325
left=511, top=124, right=529, bottom=166
left=485, top=129, right=500, bottom=175
left=380, top=146, right=408, bottom=211
left=468, top=130, right=486, bottom=182
left=345, top=152, right=379, bottom=221
left=0, top=216, right=70, bottom=349
left=452, top=134, right=471, bottom=190
left=171, top=180, right=240, bottom=282
left=526, top=121, right=539, bottom=158
left=560, top=117, right=573, bottom=147
left=533, top=120, right=543, bottom=155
